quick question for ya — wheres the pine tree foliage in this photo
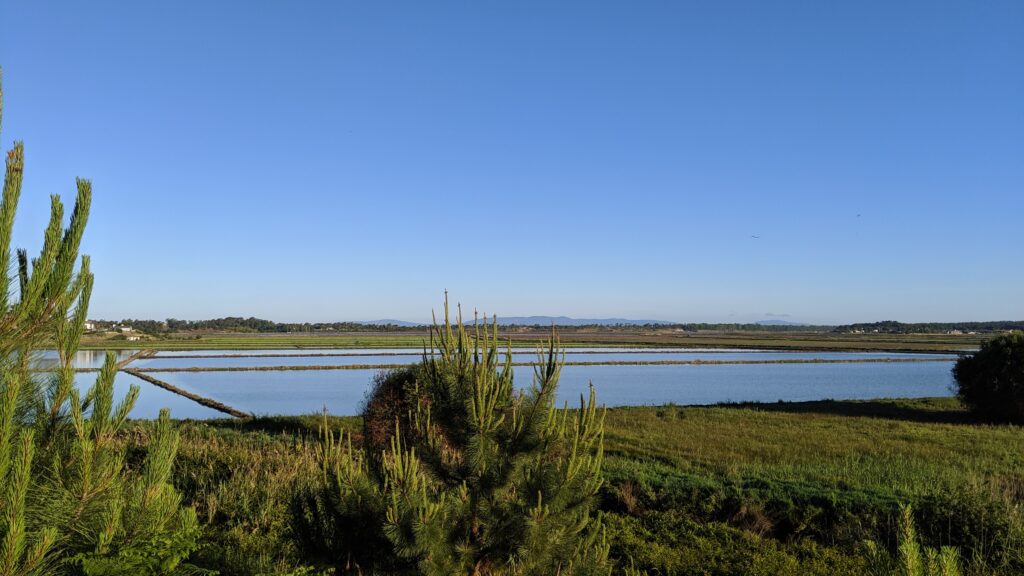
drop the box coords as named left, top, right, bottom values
left=866, top=505, right=963, bottom=576
left=0, top=67, right=202, bottom=575
left=895, top=505, right=961, bottom=576
left=311, top=296, right=613, bottom=575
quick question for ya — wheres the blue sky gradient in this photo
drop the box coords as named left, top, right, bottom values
left=1, top=1, right=1021, bottom=323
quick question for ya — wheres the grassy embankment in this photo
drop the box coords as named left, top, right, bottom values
left=125, top=397, right=1023, bottom=575
left=83, top=330, right=984, bottom=352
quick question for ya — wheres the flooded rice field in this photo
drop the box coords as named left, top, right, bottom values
left=50, top=348, right=958, bottom=419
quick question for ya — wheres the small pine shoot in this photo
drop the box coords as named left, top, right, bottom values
left=896, top=504, right=962, bottom=576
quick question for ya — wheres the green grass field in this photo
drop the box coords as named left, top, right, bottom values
left=137, top=397, right=1022, bottom=575
left=83, top=329, right=985, bottom=352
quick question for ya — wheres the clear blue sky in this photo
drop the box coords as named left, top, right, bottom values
left=1, top=1, right=1021, bottom=324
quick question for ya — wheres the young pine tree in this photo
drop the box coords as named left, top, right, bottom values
left=895, top=505, right=961, bottom=576
left=0, top=66, right=202, bottom=575
left=864, top=505, right=963, bottom=576
left=304, top=297, right=612, bottom=575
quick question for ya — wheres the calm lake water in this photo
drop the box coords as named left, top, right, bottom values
left=131, top=349, right=951, bottom=370
left=60, top=348, right=959, bottom=419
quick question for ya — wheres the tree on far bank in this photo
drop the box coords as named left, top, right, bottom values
left=952, top=331, right=1024, bottom=423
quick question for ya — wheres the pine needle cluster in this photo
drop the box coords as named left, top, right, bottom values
left=0, top=67, right=202, bottom=575
left=864, top=505, right=963, bottom=576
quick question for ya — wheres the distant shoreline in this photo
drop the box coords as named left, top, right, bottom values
left=79, top=329, right=981, bottom=354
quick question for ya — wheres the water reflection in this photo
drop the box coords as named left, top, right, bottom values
left=25, top=348, right=958, bottom=420
left=32, top=350, right=139, bottom=370
left=155, top=359, right=956, bottom=418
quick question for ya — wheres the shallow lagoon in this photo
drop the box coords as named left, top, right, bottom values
left=131, top=350, right=955, bottom=370
left=73, top=372, right=225, bottom=419
left=45, top=348, right=958, bottom=419
left=145, top=354, right=956, bottom=419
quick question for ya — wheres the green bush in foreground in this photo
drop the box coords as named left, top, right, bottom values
left=953, top=332, right=1024, bottom=423
left=0, top=68, right=201, bottom=575
left=298, top=299, right=611, bottom=575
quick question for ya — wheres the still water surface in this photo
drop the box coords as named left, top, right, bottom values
left=154, top=355, right=955, bottom=419
left=52, top=349, right=957, bottom=419
left=131, top=350, right=954, bottom=370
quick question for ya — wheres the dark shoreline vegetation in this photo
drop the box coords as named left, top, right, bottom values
left=138, top=395, right=1023, bottom=575
left=87, top=316, right=1024, bottom=335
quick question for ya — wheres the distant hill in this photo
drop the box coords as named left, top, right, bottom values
left=754, top=319, right=807, bottom=326
left=483, top=316, right=673, bottom=327
left=354, top=319, right=424, bottom=327
left=357, top=316, right=674, bottom=327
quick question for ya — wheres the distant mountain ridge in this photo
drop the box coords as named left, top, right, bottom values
left=754, top=319, right=808, bottom=326
left=357, top=317, right=674, bottom=327
left=492, top=316, right=673, bottom=326
left=354, top=319, right=424, bottom=327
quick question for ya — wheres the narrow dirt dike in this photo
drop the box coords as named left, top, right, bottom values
left=121, top=367, right=252, bottom=419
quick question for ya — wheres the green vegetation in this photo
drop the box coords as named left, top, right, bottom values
left=133, top=396, right=1022, bottom=575
left=890, top=504, right=962, bottom=576
left=838, top=320, right=1024, bottom=335
left=953, top=332, right=1024, bottom=423
left=90, top=317, right=412, bottom=335
left=87, top=317, right=1024, bottom=339
left=0, top=69, right=200, bottom=574
left=599, top=399, right=1023, bottom=575
left=297, top=307, right=610, bottom=574
left=80, top=333, right=432, bottom=350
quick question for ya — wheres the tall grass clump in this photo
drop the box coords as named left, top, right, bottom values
left=0, top=67, right=201, bottom=574
left=296, top=297, right=612, bottom=575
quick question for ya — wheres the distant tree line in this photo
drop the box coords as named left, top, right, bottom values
left=85, top=317, right=1024, bottom=336
left=674, top=323, right=831, bottom=332
left=834, top=321, right=1024, bottom=334
left=88, top=317, right=418, bottom=334
left=90, top=319, right=837, bottom=335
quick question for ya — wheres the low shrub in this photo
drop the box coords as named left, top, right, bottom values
left=953, top=332, right=1024, bottom=423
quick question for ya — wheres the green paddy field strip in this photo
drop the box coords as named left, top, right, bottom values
left=80, top=330, right=985, bottom=353
left=109, top=356, right=953, bottom=374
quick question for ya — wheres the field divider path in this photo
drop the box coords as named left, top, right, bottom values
left=121, top=368, right=252, bottom=419
left=120, top=357, right=953, bottom=373
left=116, top=349, right=158, bottom=369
